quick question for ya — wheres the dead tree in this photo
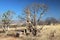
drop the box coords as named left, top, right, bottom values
left=31, top=3, right=47, bottom=36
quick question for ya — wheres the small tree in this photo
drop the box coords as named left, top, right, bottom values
left=1, top=10, right=15, bottom=32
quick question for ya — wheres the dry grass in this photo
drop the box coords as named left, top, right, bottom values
left=0, top=24, right=60, bottom=40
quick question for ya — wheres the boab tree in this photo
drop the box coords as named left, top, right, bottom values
left=1, top=10, right=15, bottom=33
